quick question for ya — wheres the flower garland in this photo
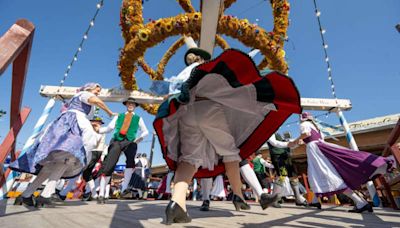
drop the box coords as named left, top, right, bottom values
left=119, top=0, right=290, bottom=114
left=215, top=35, right=230, bottom=49
left=272, top=0, right=290, bottom=47
left=177, top=0, right=195, bottom=13
left=224, top=0, right=237, bottom=9
left=120, top=0, right=144, bottom=43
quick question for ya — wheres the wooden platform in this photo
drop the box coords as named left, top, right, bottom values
left=1, top=199, right=399, bottom=227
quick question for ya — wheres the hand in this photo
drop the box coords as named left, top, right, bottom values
left=134, top=137, right=143, bottom=144
left=109, top=112, right=118, bottom=117
left=288, top=141, right=296, bottom=148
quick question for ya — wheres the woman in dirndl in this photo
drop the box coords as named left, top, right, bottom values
left=10, top=82, right=115, bottom=207
left=296, top=112, right=392, bottom=213
left=128, top=153, right=149, bottom=199
left=154, top=48, right=302, bottom=224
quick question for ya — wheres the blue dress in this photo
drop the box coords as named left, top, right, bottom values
left=10, top=92, right=96, bottom=178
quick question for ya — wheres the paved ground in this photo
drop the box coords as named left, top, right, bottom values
left=0, top=199, right=399, bottom=228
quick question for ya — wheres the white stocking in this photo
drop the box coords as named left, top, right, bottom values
left=99, top=176, right=111, bottom=197
left=201, top=178, right=212, bottom=201
left=121, top=168, right=134, bottom=192
left=344, top=189, right=367, bottom=209
left=240, top=164, right=263, bottom=197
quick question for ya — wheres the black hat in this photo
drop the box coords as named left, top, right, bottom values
left=90, top=116, right=104, bottom=124
left=123, top=97, right=139, bottom=106
left=184, top=48, right=211, bottom=66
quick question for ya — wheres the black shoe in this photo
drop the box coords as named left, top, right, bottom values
left=272, top=201, right=282, bottom=208
left=81, top=192, right=92, bottom=201
left=200, top=200, right=210, bottom=211
left=14, top=195, right=35, bottom=206
left=121, top=190, right=132, bottom=199
left=97, top=196, right=105, bottom=204
left=56, top=192, right=67, bottom=201
left=35, top=196, right=55, bottom=208
left=232, top=194, right=251, bottom=211
left=309, top=202, right=322, bottom=210
left=348, top=204, right=373, bottom=213
left=51, top=192, right=64, bottom=202
left=295, top=201, right=309, bottom=207
left=259, top=193, right=278, bottom=210
left=165, top=200, right=192, bottom=225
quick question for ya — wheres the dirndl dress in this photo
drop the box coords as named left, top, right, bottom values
left=10, top=91, right=100, bottom=178
left=129, top=159, right=148, bottom=190
left=302, top=121, right=392, bottom=197
left=154, top=49, right=302, bottom=178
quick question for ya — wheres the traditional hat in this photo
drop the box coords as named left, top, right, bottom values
left=300, top=112, right=313, bottom=121
left=123, top=97, right=139, bottom=106
left=184, top=48, right=212, bottom=66
left=90, top=116, right=104, bottom=124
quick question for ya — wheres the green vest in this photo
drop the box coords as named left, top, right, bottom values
left=113, top=113, right=140, bottom=141
left=252, top=157, right=265, bottom=174
left=268, top=133, right=289, bottom=155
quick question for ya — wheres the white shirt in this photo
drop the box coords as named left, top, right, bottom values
left=259, top=157, right=274, bottom=169
left=93, top=133, right=106, bottom=151
left=267, top=134, right=290, bottom=149
left=99, top=112, right=149, bottom=140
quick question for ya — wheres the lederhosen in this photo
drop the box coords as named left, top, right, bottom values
left=268, top=133, right=296, bottom=177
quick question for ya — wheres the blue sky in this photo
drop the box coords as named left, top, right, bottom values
left=1, top=0, right=399, bottom=166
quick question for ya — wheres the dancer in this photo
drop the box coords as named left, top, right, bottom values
left=153, top=44, right=301, bottom=224
left=295, top=112, right=392, bottom=213
left=96, top=97, right=148, bottom=204
left=57, top=116, right=106, bottom=201
left=252, top=151, right=274, bottom=192
left=11, top=83, right=115, bottom=207
left=126, top=153, right=149, bottom=199
left=267, top=133, right=309, bottom=208
left=79, top=116, right=108, bottom=201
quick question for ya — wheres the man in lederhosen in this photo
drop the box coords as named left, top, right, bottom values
left=96, top=97, right=148, bottom=204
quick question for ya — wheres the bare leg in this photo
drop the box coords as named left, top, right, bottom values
left=171, top=162, right=197, bottom=212
left=224, top=161, right=244, bottom=199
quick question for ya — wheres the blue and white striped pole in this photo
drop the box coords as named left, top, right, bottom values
left=0, top=98, right=56, bottom=199
left=337, top=110, right=380, bottom=207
